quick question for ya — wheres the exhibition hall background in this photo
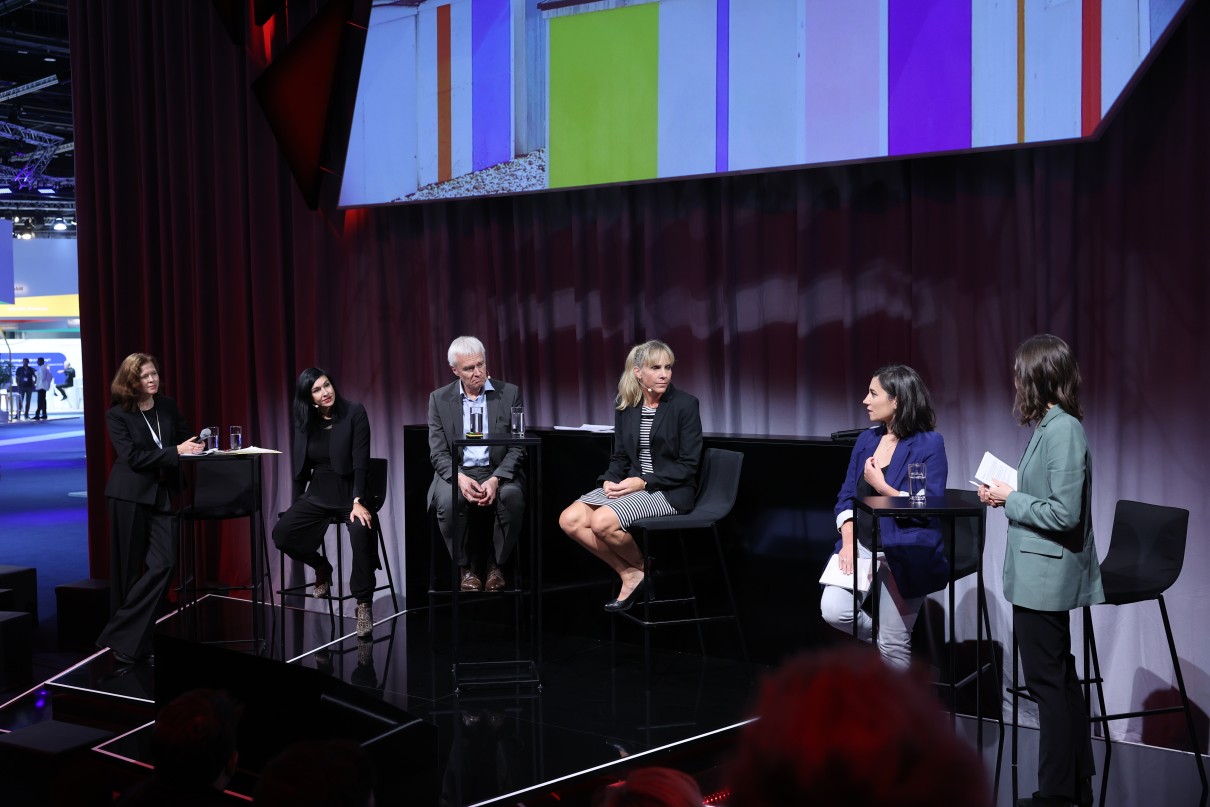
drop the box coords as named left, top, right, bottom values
left=70, top=0, right=1210, bottom=749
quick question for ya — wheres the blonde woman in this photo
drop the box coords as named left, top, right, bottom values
left=559, top=340, right=703, bottom=612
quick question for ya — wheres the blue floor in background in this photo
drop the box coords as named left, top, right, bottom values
left=0, top=416, right=90, bottom=623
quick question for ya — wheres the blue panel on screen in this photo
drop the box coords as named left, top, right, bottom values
left=0, top=219, right=13, bottom=304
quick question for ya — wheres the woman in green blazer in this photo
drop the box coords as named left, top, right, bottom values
left=982, top=334, right=1104, bottom=807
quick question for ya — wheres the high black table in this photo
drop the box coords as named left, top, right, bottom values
left=177, top=450, right=279, bottom=649
left=854, top=493, right=1000, bottom=747
left=447, top=434, right=543, bottom=690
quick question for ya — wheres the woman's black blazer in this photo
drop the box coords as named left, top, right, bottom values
left=599, top=384, right=703, bottom=513
left=104, top=396, right=193, bottom=505
left=290, top=401, right=371, bottom=501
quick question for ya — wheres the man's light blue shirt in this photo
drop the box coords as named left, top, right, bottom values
left=460, top=378, right=494, bottom=467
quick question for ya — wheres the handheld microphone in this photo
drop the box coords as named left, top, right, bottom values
left=198, top=427, right=212, bottom=445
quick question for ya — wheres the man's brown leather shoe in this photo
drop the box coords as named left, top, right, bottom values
left=460, top=567, right=482, bottom=592
left=485, top=565, right=506, bottom=592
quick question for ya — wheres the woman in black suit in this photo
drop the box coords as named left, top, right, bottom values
left=98, top=353, right=204, bottom=664
left=559, top=340, right=703, bottom=612
left=272, top=368, right=378, bottom=637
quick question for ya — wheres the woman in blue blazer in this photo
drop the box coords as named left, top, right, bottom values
left=982, top=335, right=1102, bottom=807
left=272, top=367, right=377, bottom=637
left=821, top=364, right=949, bottom=668
left=560, top=340, right=703, bottom=612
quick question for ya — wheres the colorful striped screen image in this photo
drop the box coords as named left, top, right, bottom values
left=338, top=0, right=1188, bottom=208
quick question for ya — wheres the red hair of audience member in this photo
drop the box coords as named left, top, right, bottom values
left=596, top=766, right=704, bottom=807
left=726, top=647, right=990, bottom=807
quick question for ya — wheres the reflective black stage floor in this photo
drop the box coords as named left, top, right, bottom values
left=0, top=595, right=1205, bottom=806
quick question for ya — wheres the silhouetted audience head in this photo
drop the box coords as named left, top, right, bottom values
left=254, top=739, right=375, bottom=807
left=116, top=688, right=242, bottom=805
left=597, top=766, right=703, bottom=807
left=726, top=647, right=990, bottom=807
left=154, top=688, right=241, bottom=789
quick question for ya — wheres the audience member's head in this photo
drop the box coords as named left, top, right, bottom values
left=597, top=766, right=703, bottom=807
left=254, top=739, right=375, bottom=807
left=153, top=688, right=242, bottom=791
left=726, top=647, right=990, bottom=807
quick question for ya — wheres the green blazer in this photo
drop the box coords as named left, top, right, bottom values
left=1002, top=405, right=1104, bottom=612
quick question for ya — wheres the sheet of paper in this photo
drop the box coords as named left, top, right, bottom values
left=818, top=552, right=874, bottom=593
left=552, top=424, right=614, bottom=432
left=220, top=446, right=282, bottom=455
left=972, top=451, right=1017, bottom=489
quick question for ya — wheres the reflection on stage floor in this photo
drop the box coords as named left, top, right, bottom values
left=1, top=594, right=1206, bottom=806
left=1, top=593, right=760, bottom=805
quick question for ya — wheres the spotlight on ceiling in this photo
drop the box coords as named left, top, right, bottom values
left=15, top=221, right=35, bottom=239
left=52, top=218, right=67, bottom=231
left=36, top=186, right=54, bottom=195
left=0, top=187, right=10, bottom=195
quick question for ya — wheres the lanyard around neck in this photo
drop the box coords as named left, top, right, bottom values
left=140, top=407, right=162, bottom=450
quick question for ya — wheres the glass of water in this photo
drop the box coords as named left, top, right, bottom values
left=908, top=462, right=927, bottom=504
left=467, top=404, right=484, bottom=437
left=510, top=405, right=525, bottom=436
left=204, top=426, right=219, bottom=452
left=229, top=425, right=243, bottom=451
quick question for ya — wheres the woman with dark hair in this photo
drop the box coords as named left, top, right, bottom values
left=98, top=352, right=205, bottom=664
left=559, top=340, right=703, bottom=612
left=272, top=367, right=378, bottom=637
left=980, top=335, right=1102, bottom=807
left=820, top=364, right=949, bottom=668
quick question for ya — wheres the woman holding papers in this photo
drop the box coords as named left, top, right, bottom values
left=559, top=340, right=703, bottom=612
left=98, top=353, right=205, bottom=664
left=272, top=367, right=378, bottom=638
left=821, top=364, right=949, bottom=669
left=980, top=334, right=1102, bottom=807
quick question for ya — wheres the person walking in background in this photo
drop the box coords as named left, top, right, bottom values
left=56, top=360, right=75, bottom=402
left=981, top=334, right=1102, bottom=807
left=15, top=357, right=34, bottom=419
left=34, top=356, right=52, bottom=419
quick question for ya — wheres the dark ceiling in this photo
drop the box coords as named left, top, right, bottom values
left=0, top=0, right=73, bottom=236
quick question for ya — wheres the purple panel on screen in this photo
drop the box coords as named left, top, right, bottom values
left=472, top=0, right=511, bottom=172
left=1150, top=0, right=1184, bottom=46
left=0, top=219, right=12, bottom=303
left=715, top=0, right=729, bottom=173
left=888, top=0, right=971, bottom=155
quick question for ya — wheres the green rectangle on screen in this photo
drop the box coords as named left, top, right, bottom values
left=548, top=5, right=658, bottom=189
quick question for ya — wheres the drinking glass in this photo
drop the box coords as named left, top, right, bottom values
left=229, top=425, right=243, bottom=451
left=908, top=462, right=927, bottom=504
left=468, top=405, right=484, bottom=437
left=510, top=405, right=525, bottom=436
left=204, top=426, right=219, bottom=452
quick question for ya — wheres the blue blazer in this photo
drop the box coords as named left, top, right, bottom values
left=832, top=425, right=950, bottom=598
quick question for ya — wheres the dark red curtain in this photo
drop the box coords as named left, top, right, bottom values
left=71, top=0, right=1210, bottom=749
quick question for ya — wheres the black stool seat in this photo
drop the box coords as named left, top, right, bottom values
left=613, top=448, right=749, bottom=669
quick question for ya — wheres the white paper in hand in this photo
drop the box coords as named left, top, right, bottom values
left=819, top=553, right=874, bottom=593
left=972, top=451, right=1018, bottom=489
